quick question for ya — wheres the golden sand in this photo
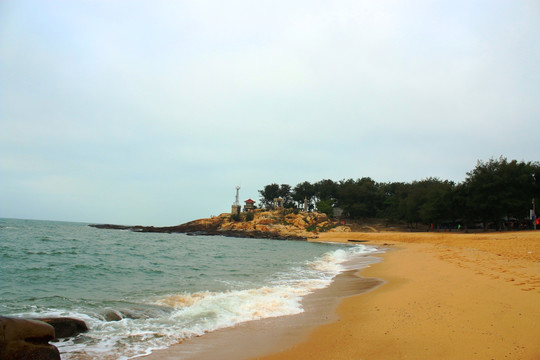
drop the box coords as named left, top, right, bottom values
left=254, top=231, right=540, bottom=360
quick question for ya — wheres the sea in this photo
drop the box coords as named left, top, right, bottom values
left=0, top=218, right=381, bottom=359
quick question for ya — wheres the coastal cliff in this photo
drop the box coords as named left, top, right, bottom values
left=90, top=210, right=351, bottom=240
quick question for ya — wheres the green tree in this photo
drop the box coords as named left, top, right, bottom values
left=278, top=184, right=293, bottom=206
left=453, top=182, right=475, bottom=231
left=257, top=157, right=539, bottom=230
left=383, top=179, right=454, bottom=229
left=336, top=177, right=383, bottom=218
left=463, top=157, right=539, bottom=230
left=379, top=182, right=409, bottom=221
left=399, top=182, right=422, bottom=228
left=416, top=178, right=455, bottom=227
left=258, top=183, right=293, bottom=207
left=258, top=183, right=280, bottom=207
left=316, top=199, right=334, bottom=217
left=292, top=181, right=315, bottom=210
left=313, top=179, right=339, bottom=202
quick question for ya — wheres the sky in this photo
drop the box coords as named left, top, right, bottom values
left=1, top=0, right=539, bottom=226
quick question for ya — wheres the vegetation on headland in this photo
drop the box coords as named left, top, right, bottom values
left=259, top=157, right=540, bottom=231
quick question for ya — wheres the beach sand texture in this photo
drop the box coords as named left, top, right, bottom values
left=145, top=231, right=539, bottom=360
left=255, top=231, right=540, bottom=360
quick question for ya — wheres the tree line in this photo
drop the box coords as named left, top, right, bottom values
left=258, top=157, right=540, bottom=231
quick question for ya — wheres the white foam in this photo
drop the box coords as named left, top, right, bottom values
left=55, top=244, right=381, bottom=359
left=309, top=244, right=380, bottom=273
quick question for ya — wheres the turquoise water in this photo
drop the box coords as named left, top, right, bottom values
left=0, top=218, right=379, bottom=359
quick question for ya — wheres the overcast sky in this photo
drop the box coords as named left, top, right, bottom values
left=1, top=0, right=539, bottom=225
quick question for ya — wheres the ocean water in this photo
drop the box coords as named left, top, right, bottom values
left=0, top=218, right=380, bottom=359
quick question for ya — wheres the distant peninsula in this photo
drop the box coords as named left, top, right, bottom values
left=89, top=209, right=351, bottom=241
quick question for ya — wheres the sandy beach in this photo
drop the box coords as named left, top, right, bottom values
left=256, top=231, right=540, bottom=360
left=145, top=230, right=540, bottom=360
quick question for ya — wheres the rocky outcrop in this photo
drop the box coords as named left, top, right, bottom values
left=215, top=210, right=350, bottom=239
left=90, top=210, right=351, bottom=240
left=89, top=215, right=225, bottom=235
left=35, top=317, right=88, bottom=339
left=0, top=317, right=60, bottom=360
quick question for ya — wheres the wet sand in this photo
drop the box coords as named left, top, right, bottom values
left=142, top=252, right=383, bottom=360
left=256, top=231, right=540, bottom=359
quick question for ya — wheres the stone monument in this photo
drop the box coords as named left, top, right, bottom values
left=231, top=186, right=241, bottom=216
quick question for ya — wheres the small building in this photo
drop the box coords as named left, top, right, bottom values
left=244, top=199, right=256, bottom=212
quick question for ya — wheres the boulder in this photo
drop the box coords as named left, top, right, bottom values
left=0, top=316, right=60, bottom=360
left=102, top=309, right=141, bottom=322
left=103, top=310, right=123, bottom=322
left=35, top=317, right=88, bottom=339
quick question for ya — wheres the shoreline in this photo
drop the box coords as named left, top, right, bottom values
left=257, top=231, right=540, bottom=359
left=141, top=230, right=540, bottom=360
left=141, top=247, right=384, bottom=360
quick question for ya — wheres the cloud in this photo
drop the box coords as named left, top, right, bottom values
left=1, top=0, right=539, bottom=224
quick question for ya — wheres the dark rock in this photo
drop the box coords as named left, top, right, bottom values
left=0, top=316, right=60, bottom=360
left=34, top=317, right=88, bottom=339
left=103, top=310, right=123, bottom=322
left=103, top=309, right=144, bottom=322
left=102, top=309, right=140, bottom=321
left=88, top=224, right=133, bottom=230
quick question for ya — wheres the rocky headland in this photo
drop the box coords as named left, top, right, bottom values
left=89, top=210, right=351, bottom=240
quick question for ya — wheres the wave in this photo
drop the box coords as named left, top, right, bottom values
left=21, top=244, right=381, bottom=360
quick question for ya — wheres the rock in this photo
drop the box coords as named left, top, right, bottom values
left=257, top=218, right=277, bottom=225
left=103, top=310, right=123, bottom=322
left=89, top=210, right=349, bottom=241
left=35, top=317, right=88, bottom=339
left=88, top=224, right=133, bottom=230
left=0, top=316, right=60, bottom=360
left=102, top=309, right=143, bottom=322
